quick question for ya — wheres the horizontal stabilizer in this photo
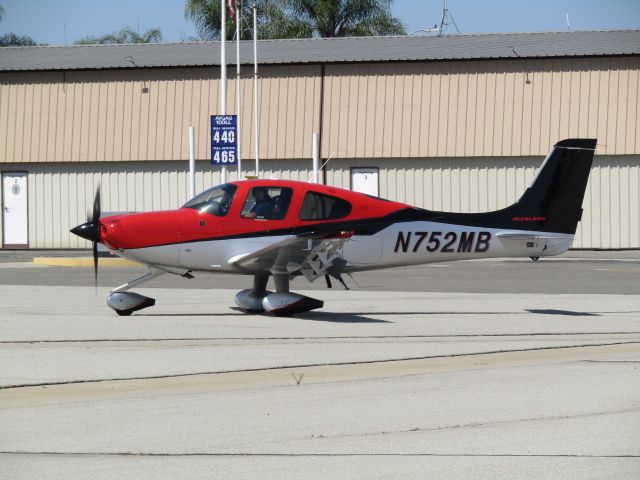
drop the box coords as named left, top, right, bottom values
left=497, top=233, right=565, bottom=241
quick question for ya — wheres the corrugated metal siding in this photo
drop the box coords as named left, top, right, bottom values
left=0, top=66, right=321, bottom=164
left=2, top=57, right=638, bottom=165
left=321, top=57, right=640, bottom=158
left=2, top=155, right=637, bottom=249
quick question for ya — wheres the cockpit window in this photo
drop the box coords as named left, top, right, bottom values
left=299, top=191, right=352, bottom=221
left=182, top=184, right=237, bottom=217
left=241, top=187, right=293, bottom=220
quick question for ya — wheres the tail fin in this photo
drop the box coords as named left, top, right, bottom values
left=507, top=138, right=596, bottom=234
left=428, top=139, right=597, bottom=234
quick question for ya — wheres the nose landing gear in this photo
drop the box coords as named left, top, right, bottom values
left=107, top=291, right=156, bottom=316
left=106, top=266, right=165, bottom=316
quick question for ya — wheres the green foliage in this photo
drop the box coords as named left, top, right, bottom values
left=74, top=26, right=162, bottom=45
left=185, top=0, right=274, bottom=40
left=283, top=0, right=406, bottom=37
left=0, top=32, right=37, bottom=47
left=0, top=5, right=43, bottom=46
left=184, top=0, right=405, bottom=40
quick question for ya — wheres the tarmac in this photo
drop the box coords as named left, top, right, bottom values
left=1, top=250, right=639, bottom=479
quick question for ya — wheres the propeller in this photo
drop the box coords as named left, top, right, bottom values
left=70, top=186, right=101, bottom=286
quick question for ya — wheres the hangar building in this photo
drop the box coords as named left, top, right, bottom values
left=1, top=29, right=639, bottom=249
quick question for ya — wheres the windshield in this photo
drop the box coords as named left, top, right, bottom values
left=182, top=184, right=237, bottom=216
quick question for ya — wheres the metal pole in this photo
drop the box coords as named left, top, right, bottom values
left=189, top=126, right=196, bottom=198
left=253, top=3, right=260, bottom=177
left=236, top=1, right=242, bottom=178
left=312, top=133, right=319, bottom=183
left=220, top=0, right=228, bottom=183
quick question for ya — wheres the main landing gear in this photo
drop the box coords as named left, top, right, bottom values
left=235, top=273, right=323, bottom=316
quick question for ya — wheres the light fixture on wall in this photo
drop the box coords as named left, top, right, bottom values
left=125, top=56, right=149, bottom=93
left=512, top=48, right=532, bottom=85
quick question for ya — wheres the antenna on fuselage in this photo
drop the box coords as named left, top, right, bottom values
left=306, top=152, right=336, bottom=183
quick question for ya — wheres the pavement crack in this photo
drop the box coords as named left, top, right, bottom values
left=325, top=406, right=640, bottom=440
left=3, top=332, right=640, bottom=344
left=1, top=451, right=639, bottom=458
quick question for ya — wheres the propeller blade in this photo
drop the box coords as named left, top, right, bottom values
left=92, top=186, right=101, bottom=289
left=93, top=239, right=99, bottom=288
left=93, top=185, right=101, bottom=222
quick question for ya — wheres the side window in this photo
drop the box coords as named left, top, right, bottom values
left=299, top=191, right=352, bottom=221
left=182, top=184, right=237, bottom=217
left=241, top=187, right=292, bottom=220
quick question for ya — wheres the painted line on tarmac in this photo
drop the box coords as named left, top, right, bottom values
left=32, top=257, right=140, bottom=267
left=1, top=341, right=638, bottom=391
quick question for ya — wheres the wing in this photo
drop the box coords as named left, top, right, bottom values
left=226, top=231, right=352, bottom=282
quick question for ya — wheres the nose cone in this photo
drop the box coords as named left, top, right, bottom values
left=70, top=220, right=100, bottom=242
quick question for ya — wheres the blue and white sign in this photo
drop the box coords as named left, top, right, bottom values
left=211, top=115, right=237, bottom=165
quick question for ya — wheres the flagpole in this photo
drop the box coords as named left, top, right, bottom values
left=220, top=0, right=228, bottom=183
left=253, top=3, right=260, bottom=177
left=236, top=1, right=242, bottom=178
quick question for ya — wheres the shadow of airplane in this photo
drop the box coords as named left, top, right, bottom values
left=136, top=309, right=600, bottom=320
left=137, top=309, right=391, bottom=323
left=526, top=309, right=601, bottom=317
left=294, top=311, right=392, bottom=324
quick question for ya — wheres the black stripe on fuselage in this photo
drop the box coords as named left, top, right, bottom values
left=125, top=207, right=553, bottom=250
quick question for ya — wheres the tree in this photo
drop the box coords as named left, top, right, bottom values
left=185, top=0, right=282, bottom=41
left=74, top=26, right=162, bottom=45
left=0, top=33, right=37, bottom=46
left=0, top=5, right=43, bottom=46
left=184, top=0, right=405, bottom=41
left=281, top=0, right=405, bottom=37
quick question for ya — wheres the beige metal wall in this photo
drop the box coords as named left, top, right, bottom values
left=1, top=57, right=638, bottom=164
left=0, top=65, right=321, bottom=163
left=322, top=57, right=640, bottom=158
left=2, top=155, right=637, bottom=249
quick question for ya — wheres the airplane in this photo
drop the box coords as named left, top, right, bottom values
left=71, top=138, right=596, bottom=317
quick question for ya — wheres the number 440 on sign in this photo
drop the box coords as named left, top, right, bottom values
left=211, top=115, right=238, bottom=165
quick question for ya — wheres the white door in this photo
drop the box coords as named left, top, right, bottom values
left=2, top=172, right=28, bottom=247
left=351, top=168, right=379, bottom=197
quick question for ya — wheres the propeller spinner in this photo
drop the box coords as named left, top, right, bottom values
left=70, top=186, right=101, bottom=285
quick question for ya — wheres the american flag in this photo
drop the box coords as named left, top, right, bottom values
left=228, top=0, right=237, bottom=21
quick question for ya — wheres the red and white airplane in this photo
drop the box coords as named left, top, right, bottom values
left=72, top=139, right=596, bottom=316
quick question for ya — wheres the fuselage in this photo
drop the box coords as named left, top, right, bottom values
left=98, top=179, right=573, bottom=275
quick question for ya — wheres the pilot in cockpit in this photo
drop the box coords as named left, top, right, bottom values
left=243, top=187, right=274, bottom=219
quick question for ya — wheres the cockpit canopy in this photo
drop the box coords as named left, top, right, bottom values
left=183, top=182, right=356, bottom=222
left=182, top=184, right=237, bottom=216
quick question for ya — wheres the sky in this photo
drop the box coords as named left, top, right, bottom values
left=0, top=0, right=639, bottom=45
